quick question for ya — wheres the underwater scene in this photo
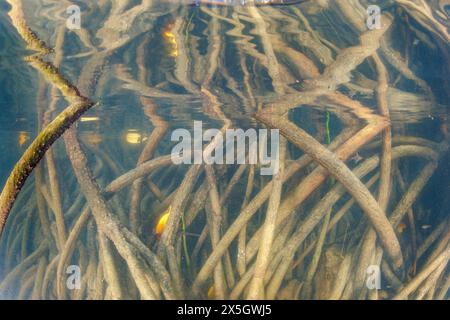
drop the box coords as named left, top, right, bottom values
left=0, top=0, right=449, bottom=300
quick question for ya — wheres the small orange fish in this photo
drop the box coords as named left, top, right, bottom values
left=155, top=206, right=172, bottom=236
left=18, top=131, right=29, bottom=147
left=396, top=222, right=407, bottom=234
left=162, top=21, right=179, bottom=58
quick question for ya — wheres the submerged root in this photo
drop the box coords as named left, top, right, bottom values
left=0, top=0, right=448, bottom=301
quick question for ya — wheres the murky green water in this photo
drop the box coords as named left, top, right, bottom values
left=0, top=0, right=449, bottom=300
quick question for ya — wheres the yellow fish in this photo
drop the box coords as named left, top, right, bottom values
left=396, top=222, right=407, bottom=234
left=155, top=205, right=172, bottom=236
left=18, top=131, right=29, bottom=147
left=162, top=22, right=179, bottom=58
left=125, top=130, right=143, bottom=145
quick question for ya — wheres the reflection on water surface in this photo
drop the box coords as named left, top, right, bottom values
left=0, top=0, right=449, bottom=300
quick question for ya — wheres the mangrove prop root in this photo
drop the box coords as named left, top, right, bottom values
left=0, top=0, right=95, bottom=236
left=56, top=206, right=90, bottom=300
left=264, top=145, right=436, bottom=299
left=0, top=99, right=93, bottom=236
left=393, top=246, right=450, bottom=300
left=255, top=113, right=404, bottom=269
left=64, top=128, right=176, bottom=300
left=246, top=138, right=286, bottom=299
left=192, top=127, right=357, bottom=293
left=205, top=165, right=227, bottom=299
left=352, top=52, right=393, bottom=296
left=1, top=0, right=449, bottom=301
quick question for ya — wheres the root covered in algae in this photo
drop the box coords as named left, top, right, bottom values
left=0, top=0, right=449, bottom=301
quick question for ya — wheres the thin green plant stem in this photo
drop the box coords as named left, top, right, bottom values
left=181, top=213, right=191, bottom=272
left=326, top=111, right=331, bottom=145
